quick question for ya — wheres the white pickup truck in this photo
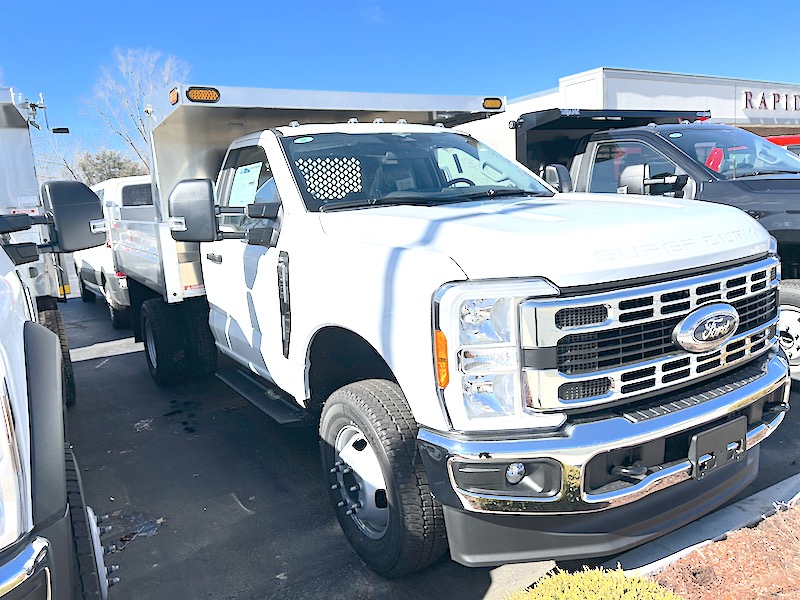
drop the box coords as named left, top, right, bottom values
left=72, top=175, right=152, bottom=328
left=0, top=182, right=112, bottom=598
left=50, top=84, right=790, bottom=578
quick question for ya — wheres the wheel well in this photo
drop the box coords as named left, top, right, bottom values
left=778, top=242, right=800, bottom=280
left=307, top=327, right=396, bottom=417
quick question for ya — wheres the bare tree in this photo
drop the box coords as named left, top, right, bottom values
left=31, top=127, right=84, bottom=184
left=92, top=48, right=190, bottom=171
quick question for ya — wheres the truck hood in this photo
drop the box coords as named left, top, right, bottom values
left=317, top=193, right=771, bottom=288
left=733, top=173, right=800, bottom=193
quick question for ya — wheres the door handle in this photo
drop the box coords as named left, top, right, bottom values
left=206, top=253, right=222, bottom=264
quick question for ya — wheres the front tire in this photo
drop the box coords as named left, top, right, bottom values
left=39, top=309, right=77, bottom=407
left=141, top=299, right=188, bottom=386
left=779, top=279, right=800, bottom=384
left=66, top=446, right=105, bottom=600
left=319, top=380, right=447, bottom=578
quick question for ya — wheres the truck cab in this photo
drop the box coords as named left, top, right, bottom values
left=462, top=108, right=800, bottom=381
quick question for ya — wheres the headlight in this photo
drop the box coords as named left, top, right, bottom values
left=0, top=379, right=25, bottom=550
left=434, top=279, right=566, bottom=431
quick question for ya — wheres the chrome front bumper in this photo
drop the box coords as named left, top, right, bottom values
left=0, top=537, right=50, bottom=598
left=418, top=350, right=790, bottom=516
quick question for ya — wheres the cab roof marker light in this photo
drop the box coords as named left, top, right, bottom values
left=185, top=87, right=220, bottom=103
left=347, top=118, right=359, bottom=124
left=373, top=118, right=384, bottom=124
left=396, top=118, right=408, bottom=124
left=482, top=97, right=503, bottom=110
left=169, top=88, right=179, bottom=105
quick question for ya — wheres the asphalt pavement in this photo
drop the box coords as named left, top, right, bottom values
left=61, top=297, right=800, bottom=600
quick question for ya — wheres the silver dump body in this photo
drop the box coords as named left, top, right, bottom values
left=115, top=84, right=505, bottom=301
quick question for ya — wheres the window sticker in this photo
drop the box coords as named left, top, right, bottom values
left=294, top=137, right=314, bottom=144
left=669, top=133, right=683, bottom=138
left=229, top=162, right=262, bottom=207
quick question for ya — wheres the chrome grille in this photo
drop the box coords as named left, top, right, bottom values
left=556, top=289, right=777, bottom=375
left=521, top=256, right=780, bottom=412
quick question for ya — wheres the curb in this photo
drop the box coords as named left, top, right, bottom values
left=601, top=472, right=800, bottom=576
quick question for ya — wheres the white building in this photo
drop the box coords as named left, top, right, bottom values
left=467, top=67, right=800, bottom=158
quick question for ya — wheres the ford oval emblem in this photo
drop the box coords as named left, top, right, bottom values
left=672, top=303, right=739, bottom=354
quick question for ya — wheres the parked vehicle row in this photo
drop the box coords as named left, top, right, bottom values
left=0, top=87, right=112, bottom=599
left=46, top=85, right=790, bottom=578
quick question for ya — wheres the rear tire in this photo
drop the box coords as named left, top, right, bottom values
left=141, top=299, right=188, bottom=386
left=780, top=279, right=800, bottom=385
left=66, top=446, right=105, bottom=600
left=39, top=309, right=77, bottom=407
left=105, top=282, right=130, bottom=330
left=319, top=379, right=447, bottom=578
left=78, top=276, right=95, bottom=303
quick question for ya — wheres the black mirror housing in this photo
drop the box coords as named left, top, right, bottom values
left=544, top=164, right=573, bottom=193
left=246, top=201, right=280, bottom=220
left=168, top=179, right=218, bottom=242
left=40, top=181, right=105, bottom=253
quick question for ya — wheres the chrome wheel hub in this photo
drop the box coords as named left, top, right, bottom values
left=779, top=304, right=800, bottom=366
left=332, top=424, right=389, bottom=540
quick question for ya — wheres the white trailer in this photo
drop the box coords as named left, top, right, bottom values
left=51, top=84, right=790, bottom=577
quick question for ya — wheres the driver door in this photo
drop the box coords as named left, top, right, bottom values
left=202, top=144, right=282, bottom=379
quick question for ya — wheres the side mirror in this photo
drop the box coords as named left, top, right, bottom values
left=645, top=173, right=689, bottom=189
left=246, top=201, right=280, bottom=220
left=168, top=179, right=218, bottom=242
left=40, top=181, right=105, bottom=252
left=618, top=164, right=648, bottom=195
left=544, top=164, right=573, bottom=193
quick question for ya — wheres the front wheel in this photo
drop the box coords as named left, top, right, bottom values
left=319, top=380, right=447, bottom=578
left=39, top=309, right=76, bottom=407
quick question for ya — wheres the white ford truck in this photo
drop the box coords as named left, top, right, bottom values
left=0, top=182, right=112, bottom=597
left=49, top=84, right=790, bottom=578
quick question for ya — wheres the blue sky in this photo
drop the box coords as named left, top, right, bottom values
left=2, top=0, right=799, bottom=155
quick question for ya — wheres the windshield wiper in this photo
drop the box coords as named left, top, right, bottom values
left=319, top=196, right=463, bottom=212
left=457, top=188, right=553, bottom=200
left=734, top=169, right=800, bottom=177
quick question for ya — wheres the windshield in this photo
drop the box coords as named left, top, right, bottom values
left=280, top=131, right=553, bottom=211
left=662, top=127, right=800, bottom=179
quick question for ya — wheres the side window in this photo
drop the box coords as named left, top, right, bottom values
left=589, top=141, right=687, bottom=197
left=219, top=146, right=278, bottom=232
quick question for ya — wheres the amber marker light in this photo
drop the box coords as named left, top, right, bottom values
left=186, top=87, right=221, bottom=103
left=482, top=97, right=503, bottom=110
left=434, top=330, right=450, bottom=388
left=169, top=88, right=179, bottom=105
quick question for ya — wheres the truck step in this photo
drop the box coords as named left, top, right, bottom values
left=216, top=368, right=310, bottom=426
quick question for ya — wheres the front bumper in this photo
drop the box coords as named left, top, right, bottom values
left=0, top=538, right=51, bottom=600
left=418, top=350, right=789, bottom=566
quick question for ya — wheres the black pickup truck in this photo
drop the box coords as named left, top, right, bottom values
left=506, top=108, right=800, bottom=380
